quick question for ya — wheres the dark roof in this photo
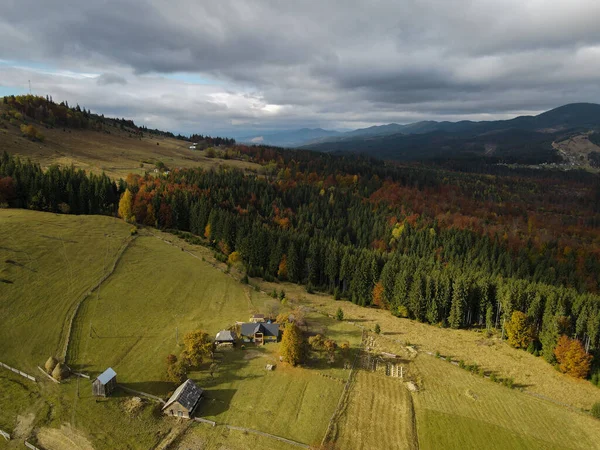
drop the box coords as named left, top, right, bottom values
left=215, top=330, right=236, bottom=342
left=163, top=379, right=203, bottom=413
left=95, top=367, right=116, bottom=385
left=240, top=322, right=280, bottom=337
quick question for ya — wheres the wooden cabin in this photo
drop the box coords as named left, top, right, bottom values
left=240, top=323, right=280, bottom=345
left=215, top=330, right=237, bottom=348
left=162, top=379, right=203, bottom=419
left=92, top=367, right=117, bottom=397
left=250, top=313, right=266, bottom=323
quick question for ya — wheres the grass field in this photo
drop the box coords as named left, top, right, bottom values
left=411, top=355, right=600, bottom=450
left=332, top=370, right=417, bottom=450
left=3, top=209, right=600, bottom=449
left=0, top=209, right=131, bottom=372
left=263, top=281, right=600, bottom=412
left=0, top=103, right=261, bottom=179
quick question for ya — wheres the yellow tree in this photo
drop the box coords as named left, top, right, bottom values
left=182, top=330, right=212, bottom=367
left=118, top=189, right=133, bottom=222
left=505, top=311, right=534, bottom=349
left=280, top=322, right=304, bottom=366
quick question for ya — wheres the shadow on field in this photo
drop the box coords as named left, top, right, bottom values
left=117, top=381, right=176, bottom=397
left=199, top=389, right=237, bottom=416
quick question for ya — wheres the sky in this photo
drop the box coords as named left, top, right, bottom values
left=1, top=0, right=600, bottom=137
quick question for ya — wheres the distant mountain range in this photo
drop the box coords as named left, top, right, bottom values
left=239, top=128, right=341, bottom=147
left=238, top=104, right=600, bottom=165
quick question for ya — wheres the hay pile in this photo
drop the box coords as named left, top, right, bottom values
left=122, top=397, right=144, bottom=416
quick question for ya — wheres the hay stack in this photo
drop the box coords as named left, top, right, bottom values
left=44, top=356, right=58, bottom=374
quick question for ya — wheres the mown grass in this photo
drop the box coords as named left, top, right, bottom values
left=412, top=355, right=600, bottom=450
left=332, top=370, right=416, bottom=450
left=68, top=234, right=278, bottom=393
left=265, top=281, right=600, bottom=411
left=191, top=346, right=344, bottom=445
left=0, top=209, right=131, bottom=372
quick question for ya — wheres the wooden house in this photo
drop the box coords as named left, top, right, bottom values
left=162, top=379, right=203, bottom=419
left=240, top=322, right=280, bottom=345
left=92, top=367, right=117, bottom=397
left=250, top=313, right=266, bottom=323
left=215, top=330, right=237, bottom=347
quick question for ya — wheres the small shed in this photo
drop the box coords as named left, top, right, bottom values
left=215, top=330, right=237, bottom=347
left=250, top=314, right=266, bottom=323
left=162, top=379, right=203, bottom=419
left=92, top=367, right=117, bottom=397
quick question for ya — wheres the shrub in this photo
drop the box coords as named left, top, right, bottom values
left=490, top=373, right=498, bottom=382
left=459, top=360, right=466, bottom=369
left=374, top=323, right=381, bottom=334
left=591, top=402, right=600, bottom=419
left=335, top=307, right=344, bottom=321
left=241, top=274, right=249, bottom=284
left=278, top=289, right=286, bottom=301
left=435, top=351, right=440, bottom=358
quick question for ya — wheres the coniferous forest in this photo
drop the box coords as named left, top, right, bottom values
left=2, top=130, right=600, bottom=381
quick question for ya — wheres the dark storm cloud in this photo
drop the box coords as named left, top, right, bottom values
left=1, top=0, right=600, bottom=133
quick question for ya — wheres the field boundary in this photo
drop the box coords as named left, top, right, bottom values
left=118, top=385, right=166, bottom=404
left=37, top=366, right=60, bottom=383
left=321, top=330, right=366, bottom=446
left=223, top=424, right=309, bottom=448
left=63, top=234, right=136, bottom=362
left=0, top=361, right=36, bottom=382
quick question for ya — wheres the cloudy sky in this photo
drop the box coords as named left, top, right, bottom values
left=1, top=0, right=600, bottom=137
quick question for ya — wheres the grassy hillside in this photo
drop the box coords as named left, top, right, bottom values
left=412, top=355, right=600, bottom=450
left=2, top=209, right=600, bottom=450
left=0, top=209, right=131, bottom=372
left=0, top=101, right=260, bottom=179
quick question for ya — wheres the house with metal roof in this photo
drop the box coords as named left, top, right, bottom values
left=240, top=322, right=280, bottom=345
left=215, top=330, right=237, bottom=345
left=162, top=379, right=203, bottom=419
left=92, top=367, right=117, bottom=397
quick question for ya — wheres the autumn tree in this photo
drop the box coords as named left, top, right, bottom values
left=554, top=335, right=593, bottom=379
left=118, top=188, right=133, bottom=222
left=372, top=281, right=385, bottom=308
left=505, top=311, right=534, bottom=349
left=280, top=322, right=304, bottom=366
left=278, top=254, right=288, bottom=279
left=182, top=330, right=213, bottom=367
left=167, top=360, right=188, bottom=384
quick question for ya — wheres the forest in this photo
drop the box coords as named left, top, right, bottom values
left=2, top=105, right=600, bottom=382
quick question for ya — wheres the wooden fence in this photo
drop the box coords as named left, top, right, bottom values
left=0, top=429, right=10, bottom=441
left=0, top=362, right=36, bottom=382
left=193, top=417, right=216, bottom=427
left=118, top=385, right=166, bottom=404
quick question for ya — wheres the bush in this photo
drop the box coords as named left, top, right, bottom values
left=591, top=371, right=600, bottom=387
left=502, top=377, right=514, bottom=389
left=435, top=351, right=441, bottom=358
left=591, top=402, right=600, bottom=419
left=374, top=323, right=381, bottom=334
left=335, top=307, right=344, bottom=321
left=459, top=360, right=466, bottom=369
left=241, top=274, right=249, bottom=284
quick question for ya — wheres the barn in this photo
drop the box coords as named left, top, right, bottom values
left=162, top=379, right=203, bottom=419
left=92, top=367, right=117, bottom=397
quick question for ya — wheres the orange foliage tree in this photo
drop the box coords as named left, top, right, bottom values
left=372, top=281, right=386, bottom=309
left=554, top=335, right=593, bottom=379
